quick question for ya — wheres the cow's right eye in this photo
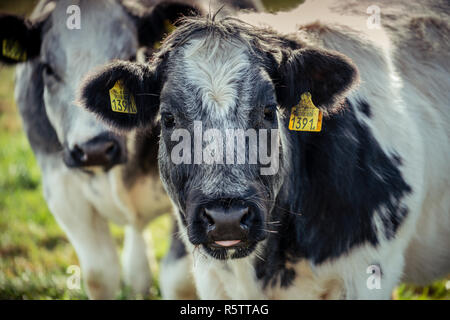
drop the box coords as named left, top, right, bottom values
left=263, top=104, right=277, bottom=122
left=42, top=63, right=61, bottom=84
left=162, top=112, right=175, bottom=129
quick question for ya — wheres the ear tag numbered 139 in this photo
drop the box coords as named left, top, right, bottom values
left=289, top=92, right=322, bottom=132
left=109, top=80, right=137, bottom=114
left=2, top=39, right=27, bottom=61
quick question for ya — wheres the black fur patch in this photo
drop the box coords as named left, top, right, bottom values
left=256, top=99, right=412, bottom=288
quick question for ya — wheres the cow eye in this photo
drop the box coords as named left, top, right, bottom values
left=42, top=63, right=61, bottom=84
left=263, top=105, right=277, bottom=122
left=161, top=112, right=175, bottom=128
left=43, top=63, right=55, bottom=78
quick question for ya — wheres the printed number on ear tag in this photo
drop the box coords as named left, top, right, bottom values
left=289, top=92, right=322, bottom=132
left=2, top=39, right=27, bottom=61
left=109, top=80, right=137, bottom=114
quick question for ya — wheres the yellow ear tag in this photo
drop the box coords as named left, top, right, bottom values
left=2, top=39, right=27, bottom=61
left=109, top=80, right=137, bottom=114
left=288, top=92, right=323, bottom=132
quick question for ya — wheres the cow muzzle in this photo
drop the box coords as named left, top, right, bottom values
left=63, top=134, right=126, bottom=170
left=202, top=204, right=251, bottom=247
left=187, top=195, right=267, bottom=260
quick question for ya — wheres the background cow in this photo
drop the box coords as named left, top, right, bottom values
left=0, top=0, right=198, bottom=300
left=0, top=0, right=263, bottom=299
left=79, top=0, right=449, bottom=299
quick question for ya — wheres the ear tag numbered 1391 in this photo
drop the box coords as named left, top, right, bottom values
left=289, top=92, right=322, bottom=132
left=109, top=80, right=137, bottom=114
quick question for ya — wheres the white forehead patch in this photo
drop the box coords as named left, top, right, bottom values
left=182, top=37, right=250, bottom=116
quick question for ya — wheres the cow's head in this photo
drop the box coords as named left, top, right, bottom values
left=79, top=17, right=359, bottom=259
left=0, top=0, right=199, bottom=170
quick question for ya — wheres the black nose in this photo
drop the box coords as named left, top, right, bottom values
left=64, top=136, right=123, bottom=169
left=202, top=203, right=250, bottom=245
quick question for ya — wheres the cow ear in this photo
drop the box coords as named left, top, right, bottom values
left=78, top=61, right=160, bottom=132
left=275, top=48, right=359, bottom=113
left=123, top=0, right=201, bottom=47
left=0, top=14, right=41, bottom=64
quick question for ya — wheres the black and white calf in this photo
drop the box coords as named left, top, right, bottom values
left=79, top=1, right=449, bottom=299
left=0, top=0, right=209, bottom=299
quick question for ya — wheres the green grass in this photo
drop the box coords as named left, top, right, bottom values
left=0, top=0, right=448, bottom=300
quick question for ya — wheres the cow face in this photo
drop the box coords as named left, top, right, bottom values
left=0, top=0, right=199, bottom=170
left=79, top=17, right=358, bottom=259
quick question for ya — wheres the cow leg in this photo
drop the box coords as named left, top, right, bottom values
left=160, top=225, right=197, bottom=299
left=42, top=166, right=120, bottom=299
left=122, top=225, right=151, bottom=296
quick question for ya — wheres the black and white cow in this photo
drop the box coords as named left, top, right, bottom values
left=0, top=0, right=265, bottom=299
left=79, top=0, right=449, bottom=299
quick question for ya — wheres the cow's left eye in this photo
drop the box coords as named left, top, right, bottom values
left=161, top=112, right=176, bottom=129
left=263, top=105, right=277, bottom=122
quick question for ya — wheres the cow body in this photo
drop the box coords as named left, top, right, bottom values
left=80, top=0, right=449, bottom=299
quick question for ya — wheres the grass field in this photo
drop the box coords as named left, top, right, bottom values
left=0, top=0, right=448, bottom=300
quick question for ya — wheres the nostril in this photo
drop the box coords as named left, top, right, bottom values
left=71, top=144, right=86, bottom=162
left=240, top=207, right=251, bottom=229
left=202, top=209, right=215, bottom=227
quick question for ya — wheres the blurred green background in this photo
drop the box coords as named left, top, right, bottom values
left=0, top=0, right=448, bottom=300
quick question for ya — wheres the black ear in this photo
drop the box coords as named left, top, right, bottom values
left=78, top=61, right=160, bottom=131
left=0, top=14, right=41, bottom=64
left=124, top=0, right=201, bottom=47
left=275, top=48, right=359, bottom=113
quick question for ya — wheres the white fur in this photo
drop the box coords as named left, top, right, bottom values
left=122, top=225, right=152, bottom=295
left=182, top=38, right=251, bottom=116
left=160, top=254, right=197, bottom=299
left=40, top=156, right=121, bottom=299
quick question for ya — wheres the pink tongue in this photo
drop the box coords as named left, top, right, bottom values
left=215, top=240, right=241, bottom=247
